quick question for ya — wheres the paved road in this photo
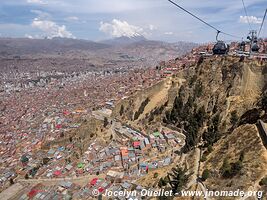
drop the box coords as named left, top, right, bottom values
left=17, top=173, right=105, bottom=186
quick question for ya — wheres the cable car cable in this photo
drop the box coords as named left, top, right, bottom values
left=241, top=0, right=252, bottom=30
left=258, top=8, right=267, bottom=37
left=167, top=0, right=241, bottom=39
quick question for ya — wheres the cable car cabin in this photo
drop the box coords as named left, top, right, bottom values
left=240, top=41, right=246, bottom=46
left=239, top=41, right=246, bottom=51
left=212, top=41, right=229, bottom=55
left=251, top=43, right=260, bottom=52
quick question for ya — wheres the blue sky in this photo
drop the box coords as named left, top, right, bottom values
left=0, top=0, right=266, bottom=42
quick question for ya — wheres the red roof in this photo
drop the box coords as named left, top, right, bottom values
left=63, top=111, right=70, bottom=115
left=53, top=170, right=61, bottom=176
left=28, top=189, right=39, bottom=198
left=133, top=141, right=140, bottom=147
left=90, top=178, right=98, bottom=186
left=98, top=187, right=105, bottom=193
left=120, top=147, right=128, bottom=156
left=56, top=124, right=62, bottom=129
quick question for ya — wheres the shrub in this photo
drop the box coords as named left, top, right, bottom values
left=194, top=81, right=203, bottom=98
left=158, top=177, right=167, bottom=187
left=42, top=157, right=50, bottom=165
left=200, top=155, right=207, bottom=162
left=207, top=145, right=213, bottom=153
left=119, top=105, right=124, bottom=116
left=220, top=157, right=243, bottom=178
left=189, top=75, right=197, bottom=87
left=25, top=173, right=29, bottom=179
left=167, top=166, right=189, bottom=194
left=262, top=93, right=267, bottom=111
left=104, top=117, right=109, bottom=127
left=230, top=110, right=239, bottom=125
left=220, top=158, right=231, bottom=178
left=202, top=169, right=210, bottom=181
left=259, top=177, right=267, bottom=186
left=134, top=98, right=150, bottom=120
left=239, top=151, right=245, bottom=162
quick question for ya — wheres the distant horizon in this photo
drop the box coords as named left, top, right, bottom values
left=2, top=35, right=263, bottom=45
left=0, top=35, right=202, bottom=44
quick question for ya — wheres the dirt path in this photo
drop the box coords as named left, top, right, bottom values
left=17, top=173, right=105, bottom=186
left=187, top=148, right=201, bottom=188
left=198, top=181, right=211, bottom=200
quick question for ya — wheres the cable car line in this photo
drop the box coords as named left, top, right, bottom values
left=167, top=0, right=241, bottom=39
left=241, top=0, right=252, bottom=30
left=258, top=8, right=267, bottom=37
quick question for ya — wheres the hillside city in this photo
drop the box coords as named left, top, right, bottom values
left=0, top=36, right=267, bottom=200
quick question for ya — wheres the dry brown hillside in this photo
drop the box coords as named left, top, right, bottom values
left=203, top=124, right=267, bottom=192
left=113, top=56, right=267, bottom=198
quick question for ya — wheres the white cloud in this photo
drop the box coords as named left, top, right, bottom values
left=31, top=18, right=75, bottom=39
left=239, top=16, right=262, bottom=24
left=99, top=19, right=144, bottom=38
left=27, top=0, right=46, bottom=4
left=164, top=32, right=174, bottom=35
left=25, top=34, right=34, bottom=39
left=149, top=24, right=157, bottom=31
left=31, top=10, right=51, bottom=19
left=65, top=16, right=80, bottom=22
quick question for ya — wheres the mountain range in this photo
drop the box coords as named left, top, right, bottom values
left=0, top=36, right=198, bottom=56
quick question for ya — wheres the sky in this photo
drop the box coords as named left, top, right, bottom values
left=0, top=0, right=266, bottom=43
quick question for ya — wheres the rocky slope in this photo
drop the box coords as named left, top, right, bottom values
left=113, top=56, right=267, bottom=198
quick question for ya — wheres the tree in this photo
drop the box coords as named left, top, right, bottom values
left=20, top=155, right=29, bottom=164
left=173, top=95, right=183, bottom=111
left=230, top=110, right=238, bottom=125
left=220, top=158, right=231, bottom=178
left=200, top=155, right=207, bottom=162
left=207, top=145, right=213, bottom=153
left=42, top=157, right=50, bottom=165
left=158, top=177, right=168, bottom=188
left=9, top=178, right=14, bottom=185
left=25, top=173, right=29, bottom=179
left=262, top=93, right=267, bottom=111
left=259, top=176, right=267, bottom=186
left=197, top=56, right=204, bottom=66
left=119, top=105, right=124, bottom=116
left=202, top=169, right=210, bottom=181
left=189, top=75, right=197, bottom=87
left=134, top=98, right=150, bottom=120
left=104, top=117, right=108, bottom=127
left=157, top=187, right=174, bottom=200
left=194, top=81, right=203, bottom=98
left=98, top=194, right=103, bottom=200
left=220, top=157, right=243, bottom=178
left=231, top=160, right=242, bottom=175
left=203, top=114, right=221, bottom=147
left=195, top=106, right=206, bottom=127
left=167, top=166, right=189, bottom=194
left=239, top=151, right=245, bottom=162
